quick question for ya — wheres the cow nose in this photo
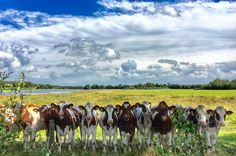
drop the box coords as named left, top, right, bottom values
left=107, top=119, right=113, bottom=124
left=87, top=116, right=92, bottom=120
left=199, top=121, right=206, bottom=127
left=59, top=111, right=64, bottom=118
left=161, top=116, right=168, bottom=121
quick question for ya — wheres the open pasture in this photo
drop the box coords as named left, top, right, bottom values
left=0, top=89, right=236, bottom=156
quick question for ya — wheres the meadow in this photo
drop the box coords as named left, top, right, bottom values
left=0, top=89, right=236, bottom=156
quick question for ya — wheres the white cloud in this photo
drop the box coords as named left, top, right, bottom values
left=0, top=1, right=235, bottom=84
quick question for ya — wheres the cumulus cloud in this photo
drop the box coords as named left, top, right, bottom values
left=0, top=1, right=235, bottom=84
left=121, top=59, right=137, bottom=72
left=53, top=38, right=120, bottom=62
left=0, top=41, right=37, bottom=71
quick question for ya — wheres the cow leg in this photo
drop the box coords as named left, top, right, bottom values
left=121, top=132, right=127, bottom=152
left=23, top=128, right=29, bottom=150
left=167, top=132, right=172, bottom=147
left=56, top=126, right=62, bottom=153
left=82, top=128, right=87, bottom=149
left=46, top=129, right=49, bottom=148
left=137, top=129, right=142, bottom=149
left=204, top=130, right=212, bottom=154
left=68, top=129, right=74, bottom=151
left=185, top=133, right=191, bottom=148
left=80, top=125, right=83, bottom=142
left=92, top=128, right=96, bottom=151
left=128, top=133, right=134, bottom=152
left=147, top=130, right=152, bottom=147
left=211, top=133, right=217, bottom=153
left=64, top=133, right=67, bottom=143
left=30, top=129, right=36, bottom=149
left=113, top=130, right=118, bottom=152
left=102, top=130, right=107, bottom=152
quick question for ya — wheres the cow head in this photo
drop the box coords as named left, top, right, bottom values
left=100, top=105, right=117, bottom=125
left=80, top=102, right=99, bottom=120
left=57, top=101, right=68, bottom=119
left=49, top=103, right=61, bottom=119
left=141, top=101, right=151, bottom=113
left=155, top=101, right=169, bottom=121
left=214, top=106, right=233, bottom=127
left=195, top=105, right=208, bottom=128
left=116, top=101, right=135, bottom=121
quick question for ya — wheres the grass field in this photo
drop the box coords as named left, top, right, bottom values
left=0, top=89, right=236, bottom=156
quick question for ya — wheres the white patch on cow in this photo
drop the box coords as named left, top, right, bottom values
left=123, top=103, right=130, bottom=108
left=134, top=107, right=142, bottom=118
left=27, top=107, right=40, bottom=129
left=67, top=108, right=76, bottom=123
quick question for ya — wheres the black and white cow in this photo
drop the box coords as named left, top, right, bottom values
left=79, top=102, right=99, bottom=151
left=205, top=106, right=233, bottom=153
left=134, top=101, right=152, bottom=148
left=99, top=104, right=118, bottom=152
left=184, top=105, right=208, bottom=146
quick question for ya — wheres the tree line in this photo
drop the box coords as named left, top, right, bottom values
left=2, top=79, right=236, bottom=90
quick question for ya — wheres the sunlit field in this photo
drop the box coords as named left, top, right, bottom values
left=0, top=89, right=236, bottom=156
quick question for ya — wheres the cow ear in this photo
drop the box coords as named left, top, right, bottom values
left=207, top=109, right=213, bottom=115
left=134, top=102, right=141, bottom=107
left=99, top=107, right=105, bottom=112
left=79, top=105, right=85, bottom=110
left=131, top=104, right=137, bottom=110
left=93, top=105, right=100, bottom=110
left=51, top=103, right=56, bottom=107
left=115, top=105, right=121, bottom=110
left=226, top=110, right=233, bottom=115
left=190, top=109, right=196, bottom=115
left=68, top=103, right=73, bottom=108
left=168, top=105, right=176, bottom=111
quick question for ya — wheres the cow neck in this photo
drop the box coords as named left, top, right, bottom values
left=83, top=113, right=96, bottom=128
left=139, top=112, right=151, bottom=125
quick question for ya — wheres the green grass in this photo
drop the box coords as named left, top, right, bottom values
left=0, top=89, right=236, bottom=155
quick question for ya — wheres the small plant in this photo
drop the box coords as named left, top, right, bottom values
left=0, top=71, right=25, bottom=154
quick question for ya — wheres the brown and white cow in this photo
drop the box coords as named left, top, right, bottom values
left=116, top=101, right=136, bottom=152
left=152, top=101, right=172, bottom=148
left=50, top=101, right=81, bottom=152
left=205, top=107, right=233, bottom=153
left=134, top=101, right=152, bottom=148
left=19, top=104, right=46, bottom=149
left=79, top=102, right=99, bottom=151
left=99, top=104, right=118, bottom=152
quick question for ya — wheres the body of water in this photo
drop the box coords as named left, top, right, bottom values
left=1, top=89, right=84, bottom=95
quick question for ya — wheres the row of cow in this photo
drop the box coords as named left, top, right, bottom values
left=0, top=101, right=233, bottom=153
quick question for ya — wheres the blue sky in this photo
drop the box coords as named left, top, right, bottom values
left=0, top=0, right=236, bottom=85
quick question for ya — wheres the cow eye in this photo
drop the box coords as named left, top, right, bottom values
left=196, top=114, right=199, bottom=119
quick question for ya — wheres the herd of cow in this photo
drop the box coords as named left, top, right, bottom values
left=0, top=101, right=233, bottom=154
